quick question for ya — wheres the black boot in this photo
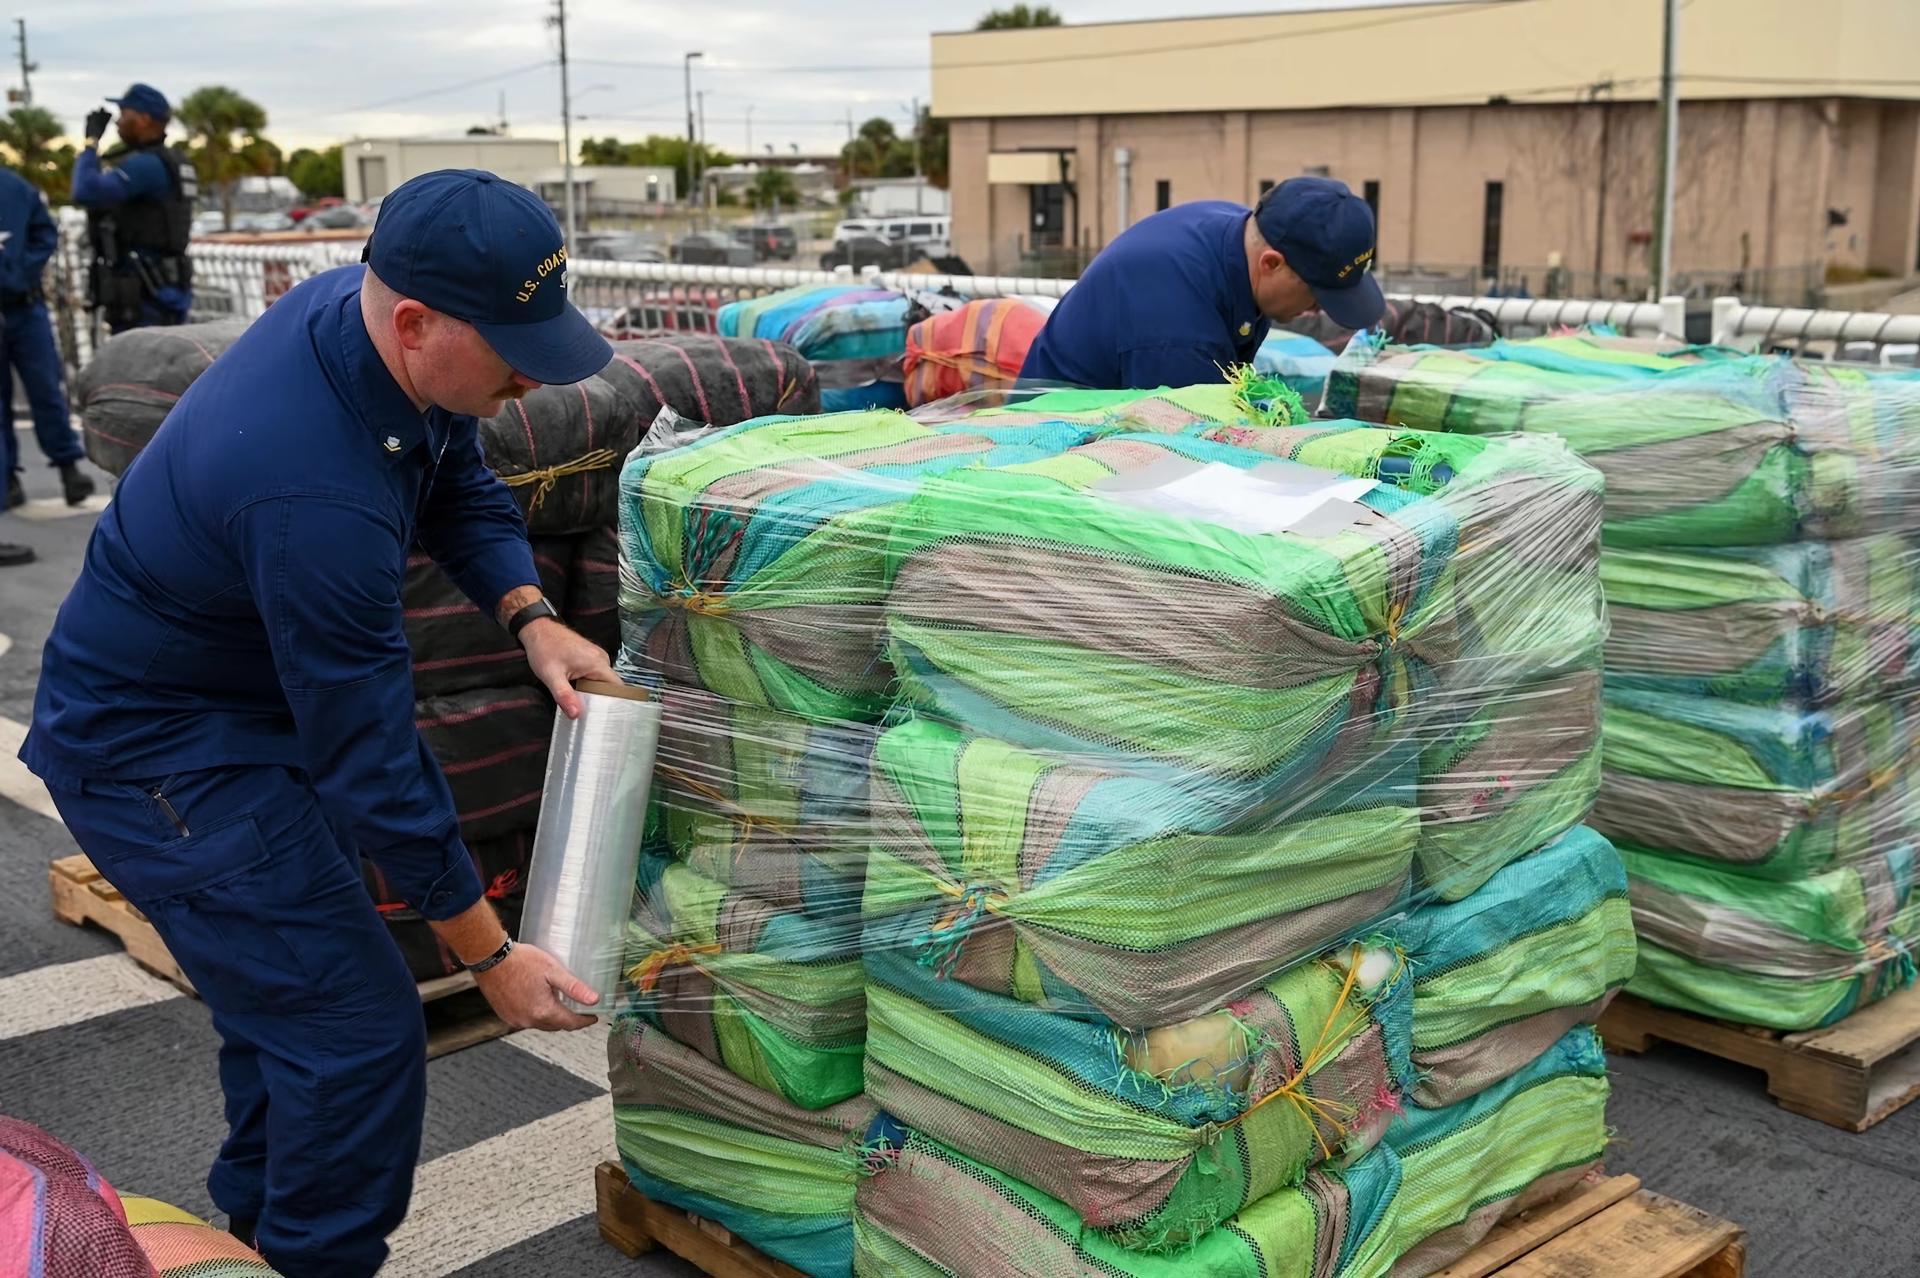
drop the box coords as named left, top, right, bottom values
left=59, top=462, right=94, bottom=506
left=228, top=1214, right=258, bottom=1250
left=4, top=472, right=22, bottom=509
left=0, top=541, right=34, bottom=567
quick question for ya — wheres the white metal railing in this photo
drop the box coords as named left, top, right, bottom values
left=110, top=244, right=1913, bottom=370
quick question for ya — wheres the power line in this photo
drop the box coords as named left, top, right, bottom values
left=333, top=59, right=557, bottom=116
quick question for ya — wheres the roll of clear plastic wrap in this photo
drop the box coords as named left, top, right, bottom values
left=520, top=680, right=662, bottom=1014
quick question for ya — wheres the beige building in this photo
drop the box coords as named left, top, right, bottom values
left=342, top=136, right=561, bottom=203
left=932, top=0, right=1920, bottom=302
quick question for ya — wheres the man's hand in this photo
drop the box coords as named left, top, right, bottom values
left=521, top=617, right=619, bottom=720
left=472, top=942, right=599, bottom=1031
left=84, top=109, right=111, bottom=144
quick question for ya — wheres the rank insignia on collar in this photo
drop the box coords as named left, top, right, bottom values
left=1239, top=322, right=1252, bottom=336
left=383, top=435, right=402, bottom=452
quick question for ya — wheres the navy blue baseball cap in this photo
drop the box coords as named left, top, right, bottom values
left=363, top=168, right=612, bottom=385
left=1253, top=177, right=1384, bottom=330
left=107, top=83, right=170, bottom=122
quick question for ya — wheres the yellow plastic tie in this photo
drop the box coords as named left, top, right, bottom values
left=500, top=448, right=621, bottom=514
left=628, top=942, right=725, bottom=994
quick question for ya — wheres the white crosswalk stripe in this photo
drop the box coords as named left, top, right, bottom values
left=0, top=952, right=184, bottom=1041
left=0, top=714, right=60, bottom=823
left=11, top=494, right=111, bottom=521
left=381, top=1095, right=617, bottom=1276
left=508, top=1023, right=614, bottom=1088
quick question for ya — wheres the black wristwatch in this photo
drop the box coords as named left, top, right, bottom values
left=467, top=937, right=514, bottom=975
left=506, top=597, right=559, bottom=640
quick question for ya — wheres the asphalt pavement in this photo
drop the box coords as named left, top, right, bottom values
left=2, top=433, right=1917, bottom=1276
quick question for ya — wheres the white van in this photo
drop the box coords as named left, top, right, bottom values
left=831, top=219, right=882, bottom=246
left=874, top=216, right=952, bottom=258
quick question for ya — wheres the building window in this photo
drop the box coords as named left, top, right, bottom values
left=1481, top=180, right=1504, bottom=278
left=1030, top=183, right=1066, bottom=246
left=1363, top=180, right=1380, bottom=219
left=1259, top=179, right=1276, bottom=197
left=1156, top=180, right=1171, bottom=212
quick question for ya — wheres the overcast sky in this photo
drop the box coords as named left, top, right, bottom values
left=17, top=0, right=1460, bottom=156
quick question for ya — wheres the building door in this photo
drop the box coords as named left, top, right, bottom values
left=358, top=156, right=390, bottom=201
left=1030, top=183, right=1066, bottom=247
left=1481, top=180, right=1504, bottom=279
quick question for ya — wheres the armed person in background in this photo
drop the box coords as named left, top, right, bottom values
left=0, top=166, right=95, bottom=512
left=72, top=83, right=197, bottom=333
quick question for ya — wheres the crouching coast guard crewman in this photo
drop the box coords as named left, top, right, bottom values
left=1021, top=175, right=1385, bottom=390
left=21, top=169, right=617, bottom=1277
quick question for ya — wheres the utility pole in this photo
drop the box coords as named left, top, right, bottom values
left=498, top=90, right=508, bottom=134
left=1653, top=0, right=1679, bottom=298
left=745, top=104, right=753, bottom=159
left=1590, top=79, right=1613, bottom=290
left=696, top=89, right=707, bottom=223
left=13, top=18, right=35, bottom=107
left=683, top=51, right=702, bottom=208
left=550, top=0, right=576, bottom=246
left=911, top=96, right=923, bottom=213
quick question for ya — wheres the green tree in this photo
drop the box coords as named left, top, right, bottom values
left=0, top=106, right=74, bottom=200
left=976, top=4, right=1063, bottom=29
left=176, top=86, right=276, bottom=229
left=748, top=166, right=798, bottom=212
left=840, top=116, right=904, bottom=180
left=915, top=105, right=949, bottom=190
left=287, top=145, right=344, bottom=198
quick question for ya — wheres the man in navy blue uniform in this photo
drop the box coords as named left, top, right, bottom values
left=1021, top=176, right=1384, bottom=390
left=23, top=169, right=617, bottom=1276
left=72, top=82, right=197, bottom=331
left=0, top=166, right=95, bottom=514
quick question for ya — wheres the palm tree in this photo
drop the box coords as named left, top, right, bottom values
left=175, top=86, right=273, bottom=230
left=0, top=106, right=71, bottom=199
left=976, top=4, right=1063, bottom=29
left=748, top=167, right=799, bottom=212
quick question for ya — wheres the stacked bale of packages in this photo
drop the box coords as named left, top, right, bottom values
left=1328, top=335, right=1920, bottom=1031
left=611, top=380, right=1634, bottom=1277
left=720, top=284, right=915, bottom=412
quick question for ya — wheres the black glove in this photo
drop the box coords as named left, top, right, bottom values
left=84, top=108, right=111, bottom=144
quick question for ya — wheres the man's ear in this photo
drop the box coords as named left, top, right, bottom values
left=391, top=298, right=435, bottom=352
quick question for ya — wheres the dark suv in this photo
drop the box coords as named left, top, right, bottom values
left=730, top=223, right=798, bottom=261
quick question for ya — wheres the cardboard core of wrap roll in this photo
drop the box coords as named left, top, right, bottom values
left=576, top=678, right=654, bottom=702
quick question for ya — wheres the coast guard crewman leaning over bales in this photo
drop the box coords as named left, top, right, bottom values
left=21, top=169, right=618, bottom=1278
left=1021, top=175, right=1385, bottom=391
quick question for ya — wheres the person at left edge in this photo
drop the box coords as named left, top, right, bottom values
left=21, top=169, right=616, bottom=1278
left=71, top=81, right=196, bottom=332
left=0, top=165, right=95, bottom=511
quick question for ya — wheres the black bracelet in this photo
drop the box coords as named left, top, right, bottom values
left=506, top=597, right=559, bottom=639
left=467, top=937, right=514, bottom=975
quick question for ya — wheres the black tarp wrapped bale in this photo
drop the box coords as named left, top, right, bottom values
left=564, top=525, right=620, bottom=658
left=480, top=334, right=819, bottom=535
left=414, top=687, right=553, bottom=842
left=364, top=830, right=535, bottom=981
left=405, top=539, right=571, bottom=697
left=75, top=319, right=249, bottom=475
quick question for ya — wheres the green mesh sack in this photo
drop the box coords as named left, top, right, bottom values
left=1593, top=687, right=1920, bottom=880
left=881, top=429, right=1468, bottom=804
left=1326, top=337, right=1920, bottom=548
left=1387, top=826, right=1634, bottom=1107
left=626, top=854, right=866, bottom=1109
left=651, top=684, right=875, bottom=917
left=1602, top=535, right=1920, bottom=706
left=863, top=716, right=1417, bottom=1024
left=617, top=410, right=1095, bottom=720
left=1622, top=840, right=1920, bottom=1030
left=907, top=375, right=1307, bottom=433
left=862, top=939, right=1413, bottom=1252
left=853, top=1123, right=1404, bottom=1278
left=610, top=1018, right=877, bottom=1278
left=1384, top=1026, right=1612, bottom=1276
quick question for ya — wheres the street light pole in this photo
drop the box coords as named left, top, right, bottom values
left=552, top=0, right=576, bottom=246
left=683, top=51, right=703, bottom=208
left=1653, top=0, right=1679, bottom=298
left=745, top=104, right=754, bottom=159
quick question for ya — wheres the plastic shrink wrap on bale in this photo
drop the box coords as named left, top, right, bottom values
left=600, top=381, right=1634, bottom=1277
left=719, top=284, right=911, bottom=412
left=1330, top=332, right=1920, bottom=1032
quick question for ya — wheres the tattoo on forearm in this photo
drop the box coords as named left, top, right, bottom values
left=495, top=584, right=543, bottom=627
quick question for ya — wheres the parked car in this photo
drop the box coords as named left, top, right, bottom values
left=672, top=232, right=755, bottom=267
left=288, top=196, right=346, bottom=224
left=597, top=287, right=728, bottom=338
left=574, top=232, right=666, bottom=263
left=191, top=209, right=227, bottom=236
left=235, top=211, right=298, bottom=233
left=831, top=218, right=881, bottom=246
left=820, top=235, right=921, bottom=272
left=301, top=204, right=370, bottom=231
left=871, top=215, right=953, bottom=258
left=730, top=223, right=798, bottom=261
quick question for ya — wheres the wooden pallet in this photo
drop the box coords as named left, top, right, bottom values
left=597, top=1163, right=805, bottom=1278
left=49, top=853, right=510, bottom=1060
left=595, top=1163, right=1743, bottom=1278
left=1599, top=987, right=1920, bottom=1132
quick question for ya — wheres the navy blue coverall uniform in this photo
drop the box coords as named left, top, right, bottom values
left=0, top=168, right=82, bottom=479
left=1020, top=201, right=1269, bottom=391
left=21, top=263, right=539, bottom=1276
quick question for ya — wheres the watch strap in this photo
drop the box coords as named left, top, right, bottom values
left=467, top=937, right=514, bottom=975
left=506, top=597, right=559, bottom=638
